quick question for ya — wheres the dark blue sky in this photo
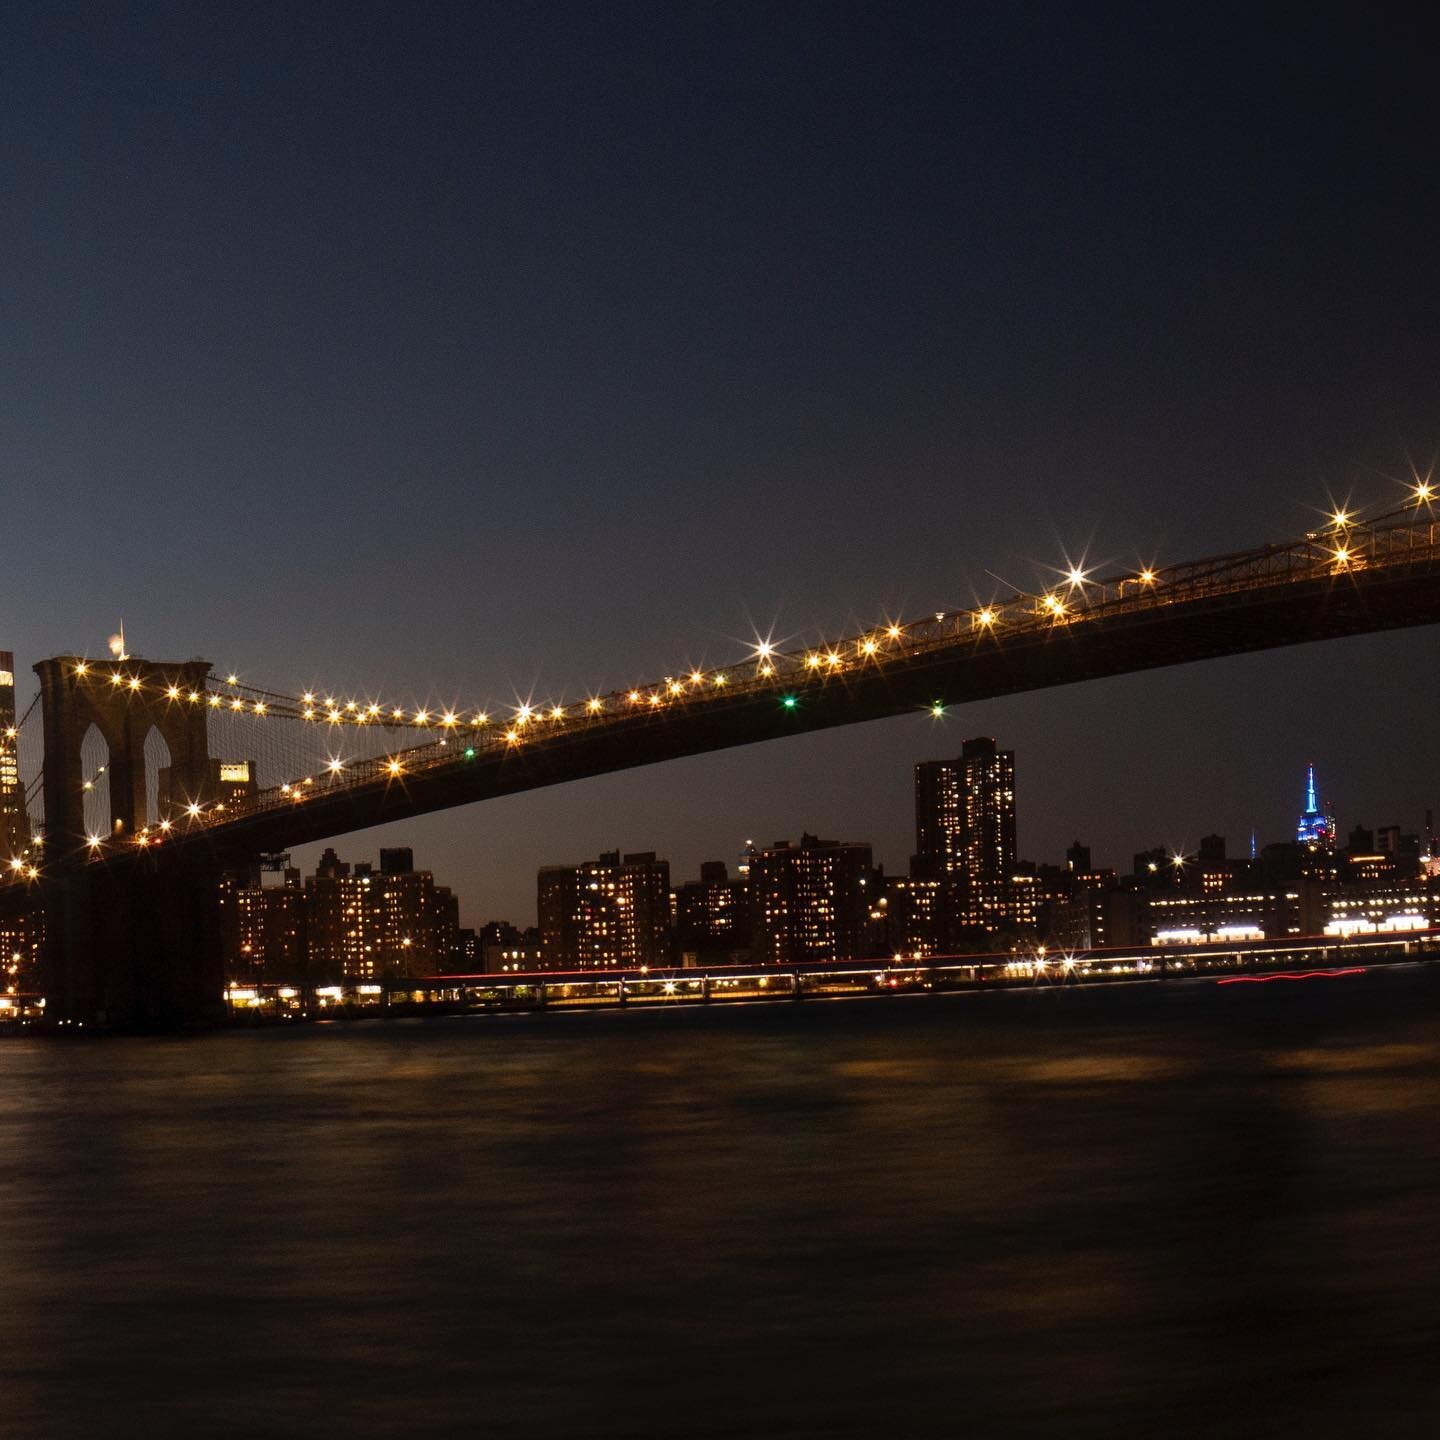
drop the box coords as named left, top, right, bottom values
left=3, top=4, right=1436, bottom=924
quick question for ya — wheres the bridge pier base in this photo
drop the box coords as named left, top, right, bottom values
left=41, top=855, right=227, bottom=1031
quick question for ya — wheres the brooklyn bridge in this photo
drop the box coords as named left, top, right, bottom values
left=4, top=493, right=1439, bottom=1027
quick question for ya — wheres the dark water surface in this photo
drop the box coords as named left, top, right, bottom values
left=4, top=968, right=1440, bottom=1438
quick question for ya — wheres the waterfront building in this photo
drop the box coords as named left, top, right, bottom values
left=0, top=900, right=43, bottom=993
left=304, top=846, right=458, bottom=980
left=749, top=833, right=874, bottom=965
left=537, top=850, right=672, bottom=969
left=480, top=921, right=545, bottom=972
left=880, top=875, right=944, bottom=959
left=674, top=860, right=751, bottom=964
left=219, top=864, right=306, bottom=981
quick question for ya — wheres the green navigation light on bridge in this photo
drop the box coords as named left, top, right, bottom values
left=782, top=695, right=797, bottom=710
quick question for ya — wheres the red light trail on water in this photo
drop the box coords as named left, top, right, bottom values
left=1216, top=967, right=1367, bottom=986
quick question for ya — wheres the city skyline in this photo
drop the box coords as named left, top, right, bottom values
left=225, top=751, right=1430, bottom=939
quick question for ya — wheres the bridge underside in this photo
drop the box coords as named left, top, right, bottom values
left=190, top=560, right=1440, bottom=859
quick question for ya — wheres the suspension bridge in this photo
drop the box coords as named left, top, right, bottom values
left=4, top=492, right=1440, bottom=1027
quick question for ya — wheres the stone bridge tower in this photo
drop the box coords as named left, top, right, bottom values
left=34, top=654, right=212, bottom=853
left=33, top=655, right=224, bottom=1028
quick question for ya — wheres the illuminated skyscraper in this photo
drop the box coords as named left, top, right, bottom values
left=1296, top=763, right=1335, bottom=851
left=914, top=738, right=1017, bottom=883
left=537, top=850, right=672, bottom=968
left=749, top=833, right=873, bottom=965
left=0, top=652, right=30, bottom=860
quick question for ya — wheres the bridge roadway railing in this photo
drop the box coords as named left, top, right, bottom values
left=153, top=512, right=1440, bottom=843
left=215, top=927, right=1440, bottom=1023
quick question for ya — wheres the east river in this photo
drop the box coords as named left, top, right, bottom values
left=4, top=966, right=1440, bottom=1438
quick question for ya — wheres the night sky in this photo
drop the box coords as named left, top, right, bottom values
left=3, top=4, right=1436, bottom=925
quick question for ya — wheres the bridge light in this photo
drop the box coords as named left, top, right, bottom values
left=231, top=698, right=244, bottom=711
left=327, top=758, right=344, bottom=774
left=668, top=679, right=684, bottom=695
left=302, top=692, right=315, bottom=705
left=1042, top=593, right=1065, bottom=614
left=825, top=651, right=841, bottom=667
left=367, top=703, right=381, bottom=716
left=475, top=711, right=489, bottom=725
left=442, top=711, right=459, bottom=727
left=516, top=704, right=531, bottom=723
left=326, top=707, right=343, bottom=723
left=713, top=673, right=727, bottom=686
left=344, top=701, right=358, bottom=713
left=9, top=857, right=24, bottom=872
left=1331, top=508, right=1350, bottom=528
left=86, top=834, right=101, bottom=849
left=976, top=608, right=996, bottom=628
left=128, top=676, right=142, bottom=691
left=188, top=690, right=200, bottom=703
left=648, top=693, right=663, bottom=706
left=754, top=640, right=774, bottom=659
left=226, top=673, right=238, bottom=685
left=166, top=685, right=180, bottom=699
left=1333, top=546, right=1350, bottom=565
left=1139, top=569, right=1156, bottom=585
left=587, top=697, right=603, bottom=712
left=689, top=670, right=704, bottom=685
left=759, top=662, right=775, bottom=677
left=1415, top=482, right=1434, bottom=504
left=281, top=783, right=291, bottom=793
left=549, top=705, right=563, bottom=719
left=387, top=759, right=403, bottom=776
left=392, top=707, right=405, bottom=719
left=805, top=654, right=822, bottom=669
left=159, top=819, right=171, bottom=832
left=253, top=702, right=266, bottom=715
left=208, top=695, right=221, bottom=707
left=1066, top=566, right=1088, bottom=587
left=628, top=691, right=642, bottom=704
left=303, top=707, right=316, bottom=720
left=504, top=728, right=520, bottom=744
left=26, top=865, right=38, bottom=878
left=110, top=672, right=123, bottom=686
left=931, top=701, right=945, bottom=717
left=886, top=624, right=903, bottom=640
left=324, top=696, right=336, bottom=707
left=782, top=695, right=797, bottom=710
left=74, top=661, right=88, bottom=675
left=187, top=803, right=202, bottom=817
left=861, top=638, right=878, bottom=655
left=83, top=780, right=93, bottom=791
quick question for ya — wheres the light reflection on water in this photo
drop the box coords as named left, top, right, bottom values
left=3, top=969, right=1440, bottom=1438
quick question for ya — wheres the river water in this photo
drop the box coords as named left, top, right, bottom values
left=3, top=967, right=1439, bottom=1438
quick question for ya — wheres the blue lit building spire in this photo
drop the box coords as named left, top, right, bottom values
left=1296, top=762, right=1334, bottom=850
